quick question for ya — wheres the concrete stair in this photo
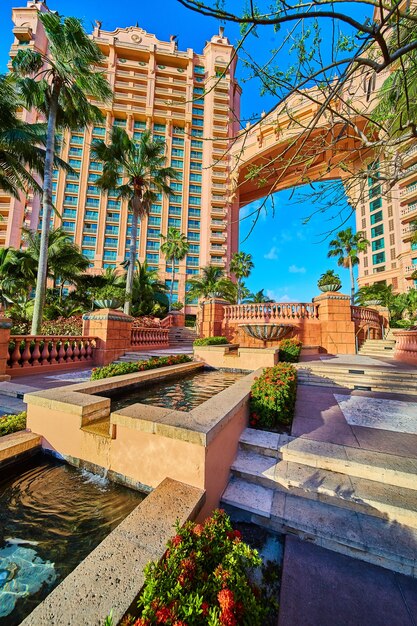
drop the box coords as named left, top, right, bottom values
left=221, top=429, right=417, bottom=576
left=295, top=362, right=417, bottom=395
left=359, top=338, right=396, bottom=358
left=168, top=326, right=197, bottom=348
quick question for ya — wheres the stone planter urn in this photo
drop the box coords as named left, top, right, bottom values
left=93, top=299, right=122, bottom=309
left=318, top=282, right=341, bottom=293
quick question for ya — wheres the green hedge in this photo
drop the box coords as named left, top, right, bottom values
left=0, top=411, right=27, bottom=437
left=279, top=338, right=302, bottom=363
left=250, top=363, right=297, bottom=430
left=193, top=336, right=229, bottom=346
left=91, top=354, right=192, bottom=380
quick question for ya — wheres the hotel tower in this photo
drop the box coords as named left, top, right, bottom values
left=3, top=0, right=241, bottom=312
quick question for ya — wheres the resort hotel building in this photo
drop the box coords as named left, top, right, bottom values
left=1, top=0, right=416, bottom=308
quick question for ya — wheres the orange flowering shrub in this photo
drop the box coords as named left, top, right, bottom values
left=250, top=363, right=297, bottom=430
left=131, top=510, right=267, bottom=625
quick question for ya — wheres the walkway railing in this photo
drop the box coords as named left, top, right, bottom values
left=351, top=306, right=381, bottom=326
left=223, top=302, right=319, bottom=322
left=8, top=335, right=97, bottom=370
left=130, top=327, right=169, bottom=347
left=393, top=330, right=417, bottom=365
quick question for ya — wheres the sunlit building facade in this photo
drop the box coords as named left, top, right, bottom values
left=3, top=0, right=241, bottom=311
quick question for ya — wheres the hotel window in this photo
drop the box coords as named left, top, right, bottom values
left=89, top=161, right=103, bottom=171
left=191, top=129, right=203, bottom=137
left=363, top=256, right=368, bottom=268
left=64, top=196, right=78, bottom=205
left=189, top=196, right=201, bottom=206
left=388, top=205, right=393, bottom=217
left=147, top=240, right=160, bottom=250
left=107, top=200, right=121, bottom=209
left=103, top=250, right=117, bottom=260
left=190, top=161, right=202, bottom=170
left=171, top=183, right=183, bottom=192
left=86, top=197, right=100, bottom=207
left=371, top=224, right=384, bottom=238
left=188, top=208, right=201, bottom=217
left=192, top=108, right=204, bottom=117
left=190, top=150, right=202, bottom=159
left=188, top=232, right=200, bottom=241
left=87, top=185, right=100, bottom=195
left=84, top=223, right=97, bottom=233
left=186, top=256, right=199, bottom=266
left=390, top=248, right=396, bottom=260
left=190, top=173, right=202, bottom=182
left=154, top=123, right=165, bottom=133
left=189, top=185, right=201, bottom=194
left=82, top=236, right=96, bottom=246
left=194, top=65, right=205, bottom=74
left=191, top=140, right=203, bottom=148
left=168, top=218, right=181, bottom=228
left=193, top=87, right=204, bottom=94
left=370, top=198, right=382, bottom=212
left=82, top=249, right=95, bottom=259
left=372, top=251, right=385, bottom=265
left=149, top=216, right=161, bottom=226
left=169, top=206, right=182, bottom=216
left=186, top=268, right=199, bottom=275
left=104, top=238, right=118, bottom=247
left=371, top=238, right=384, bottom=251
left=92, top=126, right=106, bottom=136
left=189, top=244, right=200, bottom=253
left=107, top=212, right=120, bottom=222
left=150, top=205, right=162, bottom=214
left=370, top=211, right=383, bottom=225
left=172, top=148, right=184, bottom=157
left=368, top=185, right=381, bottom=199
left=389, top=219, right=394, bottom=232
left=134, top=121, right=146, bottom=129
left=172, top=137, right=184, bottom=146
left=188, top=220, right=200, bottom=229
left=171, top=159, right=184, bottom=168
left=69, top=147, right=83, bottom=156
left=105, top=225, right=119, bottom=234
left=147, top=228, right=160, bottom=238
left=390, top=233, right=395, bottom=245
left=146, top=253, right=159, bottom=263
left=70, top=135, right=84, bottom=144
left=62, top=221, right=75, bottom=231
left=85, top=211, right=98, bottom=220
left=88, top=173, right=100, bottom=182
left=68, top=159, right=81, bottom=169
left=65, top=183, right=79, bottom=193
left=113, top=118, right=126, bottom=127
left=63, top=209, right=76, bottom=218
left=361, top=219, right=366, bottom=229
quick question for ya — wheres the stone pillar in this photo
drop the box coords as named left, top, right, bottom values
left=200, top=299, right=227, bottom=338
left=0, top=316, right=12, bottom=381
left=313, top=293, right=356, bottom=355
left=82, top=309, right=133, bottom=366
left=169, top=311, right=185, bottom=327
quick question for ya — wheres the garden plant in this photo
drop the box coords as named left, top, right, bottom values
left=91, top=354, right=192, bottom=380
left=250, top=363, right=297, bottom=431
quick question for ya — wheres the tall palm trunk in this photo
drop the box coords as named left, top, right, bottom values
left=169, top=258, right=175, bottom=311
left=124, top=207, right=139, bottom=315
left=348, top=256, right=355, bottom=305
left=31, top=81, right=60, bottom=335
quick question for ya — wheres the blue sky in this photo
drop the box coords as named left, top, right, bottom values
left=0, top=0, right=360, bottom=302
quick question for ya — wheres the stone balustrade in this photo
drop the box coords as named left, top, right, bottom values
left=7, top=335, right=96, bottom=371
left=130, top=327, right=169, bottom=347
left=223, top=302, right=319, bottom=322
left=393, top=330, right=417, bottom=365
left=351, top=306, right=381, bottom=326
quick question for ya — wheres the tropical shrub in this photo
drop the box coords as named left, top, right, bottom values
left=132, top=316, right=162, bottom=328
left=40, top=315, right=83, bottom=336
left=390, top=318, right=416, bottom=329
left=131, top=509, right=268, bottom=626
left=0, top=411, right=26, bottom=437
left=91, top=354, right=192, bottom=380
left=279, top=338, right=302, bottom=363
left=250, top=363, right=297, bottom=430
left=193, top=336, right=229, bottom=346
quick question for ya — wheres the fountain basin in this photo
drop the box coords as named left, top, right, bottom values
left=239, top=323, right=293, bottom=346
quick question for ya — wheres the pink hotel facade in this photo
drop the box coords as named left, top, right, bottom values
left=1, top=0, right=417, bottom=309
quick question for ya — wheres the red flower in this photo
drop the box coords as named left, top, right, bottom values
left=219, top=608, right=237, bottom=626
left=193, top=523, right=204, bottom=536
left=171, top=534, right=182, bottom=547
left=155, top=606, right=173, bottom=623
left=201, top=601, right=209, bottom=616
left=134, top=619, right=150, bottom=626
left=218, top=589, right=235, bottom=612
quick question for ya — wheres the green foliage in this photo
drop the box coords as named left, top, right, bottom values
left=193, top=336, right=229, bottom=346
left=250, top=363, right=297, bottom=430
left=186, top=265, right=238, bottom=304
left=0, top=411, right=26, bottom=437
left=40, top=315, right=83, bottom=336
left=134, top=509, right=268, bottom=625
left=93, top=284, right=126, bottom=304
left=91, top=355, right=192, bottom=380
left=279, top=338, right=302, bottom=363
left=170, top=301, right=184, bottom=311
left=229, top=252, right=254, bottom=304
left=317, top=270, right=341, bottom=286
left=390, top=319, right=416, bottom=329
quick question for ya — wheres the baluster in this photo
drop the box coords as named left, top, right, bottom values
left=31, top=337, right=42, bottom=366
left=21, top=337, right=32, bottom=368
left=73, top=340, right=80, bottom=362
left=57, top=338, right=66, bottom=363
left=10, top=339, right=22, bottom=368
left=85, top=339, right=92, bottom=361
left=79, top=340, right=86, bottom=361
left=49, top=338, right=58, bottom=364
left=66, top=339, right=74, bottom=362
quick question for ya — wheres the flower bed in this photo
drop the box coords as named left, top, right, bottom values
left=0, top=411, right=27, bottom=437
left=250, top=363, right=297, bottom=431
left=91, top=355, right=192, bottom=380
left=118, top=509, right=272, bottom=626
left=193, top=336, right=229, bottom=346
left=278, top=338, right=302, bottom=363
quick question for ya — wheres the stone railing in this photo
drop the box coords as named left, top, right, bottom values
left=7, top=335, right=97, bottom=371
left=223, top=302, right=319, bottom=322
left=393, top=330, right=417, bottom=365
left=351, top=306, right=381, bottom=326
left=130, top=327, right=169, bottom=347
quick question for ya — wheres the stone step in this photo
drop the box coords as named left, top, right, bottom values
left=231, top=449, right=417, bottom=527
left=238, top=428, right=417, bottom=490
left=296, top=377, right=417, bottom=394
left=296, top=364, right=415, bottom=378
left=222, top=478, right=417, bottom=576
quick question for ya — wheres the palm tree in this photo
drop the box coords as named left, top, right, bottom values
left=327, top=228, right=369, bottom=304
left=12, top=11, right=112, bottom=334
left=22, top=228, right=89, bottom=296
left=131, top=261, right=168, bottom=316
left=0, top=247, right=21, bottom=309
left=0, top=74, right=47, bottom=199
left=92, top=128, right=176, bottom=314
left=160, top=228, right=189, bottom=311
left=185, top=265, right=237, bottom=303
left=243, top=289, right=272, bottom=303
left=229, top=252, right=254, bottom=304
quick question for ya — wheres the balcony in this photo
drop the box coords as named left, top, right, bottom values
left=210, top=232, right=226, bottom=242
left=405, top=265, right=417, bottom=277
left=211, top=258, right=226, bottom=267
left=211, top=220, right=227, bottom=229
left=13, top=26, right=32, bottom=42
left=402, top=223, right=417, bottom=241
left=210, top=245, right=226, bottom=253
left=401, top=202, right=417, bottom=221
left=402, top=143, right=417, bottom=165
left=212, top=194, right=227, bottom=205
left=400, top=181, right=417, bottom=199
left=211, top=207, right=227, bottom=217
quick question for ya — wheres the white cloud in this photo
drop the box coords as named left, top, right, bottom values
left=278, top=294, right=291, bottom=302
left=289, top=264, right=306, bottom=274
left=265, top=289, right=292, bottom=302
left=264, top=246, right=279, bottom=260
